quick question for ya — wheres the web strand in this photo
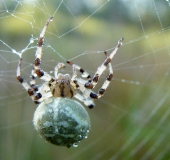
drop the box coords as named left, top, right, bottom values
left=0, top=0, right=170, bottom=159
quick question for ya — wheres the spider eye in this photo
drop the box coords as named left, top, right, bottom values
left=33, top=98, right=91, bottom=148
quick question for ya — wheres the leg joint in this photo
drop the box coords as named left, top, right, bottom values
left=35, top=69, right=44, bottom=77
left=17, top=76, right=24, bottom=83
left=90, top=92, right=98, bottom=99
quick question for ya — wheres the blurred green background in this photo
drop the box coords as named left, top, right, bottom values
left=0, top=0, right=170, bottom=160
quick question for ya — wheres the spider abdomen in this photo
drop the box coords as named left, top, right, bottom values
left=33, top=97, right=90, bottom=148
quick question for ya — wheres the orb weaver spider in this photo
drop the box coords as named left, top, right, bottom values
left=16, top=17, right=124, bottom=147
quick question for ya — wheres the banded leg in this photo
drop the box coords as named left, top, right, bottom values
left=97, top=51, right=113, bottom=97
left=35, top=16, right=53, bottom=67
left=85, top=37, right=124, bottom=89
left=30, top=17, right=53, bottom=86
left=16, top=58, right=43, bottom=103
left=31, top=17, right=54, bottom=83
left=77, top=38, right=124, bottom=101
left=76, top=78, right=112, bottom=100
left=75, top=78, right=99, bottom=100
left=54, top=63, right=65, bottom=78
left=74, top=93, right=95, bottom=109
left=76, top=52, right=113, bottom=100
left=67, top=61, right=92, bottom=81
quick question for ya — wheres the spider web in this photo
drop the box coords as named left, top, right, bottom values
left=0, top=0, right=170, bottom=159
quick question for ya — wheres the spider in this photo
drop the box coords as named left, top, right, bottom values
left=16, top=17, right=124, bottom=147
left=16, top=17, right=123, bottom=109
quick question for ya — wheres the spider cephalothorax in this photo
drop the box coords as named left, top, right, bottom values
left=49, top=73, right=76, bottom=98
left=16, top=17, right=123, bottom=147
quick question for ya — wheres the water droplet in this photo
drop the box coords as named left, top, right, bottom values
left=73, top=143, right=78, bottom=147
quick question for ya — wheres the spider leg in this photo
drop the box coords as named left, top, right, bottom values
left=85, top=37, right=124, bottom=90
left=76, top=38, right=124, bottom=101
left=67, top=61, right=92, bottom=81
left=74, top=78, right=99, bottom=101
left=30, top=17, right=54, bottom=84
left=16, top=58, right=44, bottom=103
left=76, top=77, right=109, bottom=101
left=95, top=52, right=113, bottom=98
left=35, top=17, right=53, bottom=69
left=67, top=62, right=91, bottom=90
left=74, top=93, right=95, bottom=109
left=54, top=63, right=65, bottom=78
left=37, top=82, right=53, bottom=102
left=17, top=17, right=54, bottom=104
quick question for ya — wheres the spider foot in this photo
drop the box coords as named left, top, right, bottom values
left=45, top=17, right=53, bottom=27
left=118, top=37, right=124, bottom=48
